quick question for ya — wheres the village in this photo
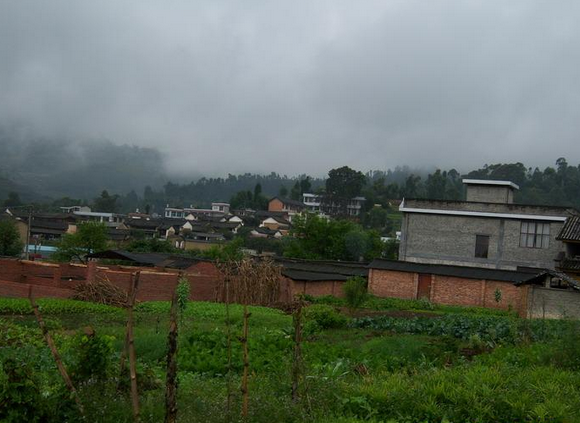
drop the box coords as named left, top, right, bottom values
left=4, top=1, right=580, bottom=421
left=2, top=178, right=579, bottom=320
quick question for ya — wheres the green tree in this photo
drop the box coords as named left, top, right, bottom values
left=279, top=185, right=288, bottom=197
left=93, top=190, right=119, bottom=213
left=285, top=213, right=383, bottom=261
left=53, top=222, right=109, bottom=263
left=324, top=166, right=366, bottom=215
left=343, top=276, right=368, bottom=311
left=3, top=192, right=22, bottom=207
left=0, top=219, right=23, bottom=256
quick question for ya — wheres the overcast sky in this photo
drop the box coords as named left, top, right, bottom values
left=2, top=1, right=580, bottom=177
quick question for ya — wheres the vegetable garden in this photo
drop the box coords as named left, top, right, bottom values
left=2, top=292, right=580, bottom=422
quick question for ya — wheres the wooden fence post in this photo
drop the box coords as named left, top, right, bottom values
left=126, top=271, right=141, bottom=422
left=28, top=286, right=85, bottom=418
left=164, top=285, right=179, bottom=423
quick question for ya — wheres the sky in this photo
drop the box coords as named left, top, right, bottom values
left=2, top=1, right=580, bottom=177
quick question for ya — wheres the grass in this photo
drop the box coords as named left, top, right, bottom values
left=2, top=297, right=580, bottom=422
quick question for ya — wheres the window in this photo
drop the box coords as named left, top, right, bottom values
left=475, top=235, right=490, bottom=258
left=520, top=222, right=550, bottom=249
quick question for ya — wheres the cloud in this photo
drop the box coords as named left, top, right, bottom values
left=1, top=0, right=580, bottom=176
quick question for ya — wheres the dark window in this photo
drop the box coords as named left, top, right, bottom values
left=520, top=222, right=550, bottom=249
left=475, top=235, right=490, bottom=258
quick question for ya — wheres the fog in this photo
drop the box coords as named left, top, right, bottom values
left=2, top=1, right=580, bottom=176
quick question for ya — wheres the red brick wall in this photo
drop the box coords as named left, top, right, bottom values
left=368, top=269, right=417, bottom=299
left=0, top=260, right=23, bottom=282
left=431, top=275, right=483, bottom=306
left=288, top=279, right=346, bottom=298
left=483, top=280, right=521, bottom=310
left=268, top=198, right=284, bottom=212
left=369, top=267, right=523, bottom=311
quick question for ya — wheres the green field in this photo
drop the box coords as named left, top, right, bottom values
left=2, top=297, right=580, bottom=422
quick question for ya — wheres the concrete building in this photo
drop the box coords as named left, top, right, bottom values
left=398, top=179, right=579, bottom=271
left=301, top=193, right=366, bottom=217
left=164, top=202, right=230, bottom=219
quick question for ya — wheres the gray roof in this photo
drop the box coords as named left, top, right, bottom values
left=87, top=250, right=170, bottom=266
left=277, top=258, right=368, bottom=281
left=516, top=270, right=580, bottom=290
left=368, top=259, right=534, bottom=283
left=557, top=216, right=580, bottom=242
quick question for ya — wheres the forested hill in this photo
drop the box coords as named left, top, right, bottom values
left=0, top=133, right=167, bottom=199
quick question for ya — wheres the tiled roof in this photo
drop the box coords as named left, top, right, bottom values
left=557, top=216, right=580, bottom=242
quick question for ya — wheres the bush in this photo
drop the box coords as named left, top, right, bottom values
left=69, top=330, right=115, bottom=383
left=303, top=305, right=347, bottom=330
left=343, top=277, right=368, bottom=311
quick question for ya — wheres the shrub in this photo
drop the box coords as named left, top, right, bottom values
left=343, top=277, right=368, bottom=311
left=69, top=330, right=115, bottom=383
left=303, top=305, right=347, bottom=330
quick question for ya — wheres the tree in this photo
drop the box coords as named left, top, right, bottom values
left=93, top=190, right=119, bottom=213
left=0, top=219, right=23, bottom=256
left=284, top=213, right=383, bottom=261
left=53, top=222, right=109, bottom=263
left=3, top=192, right=22, bottom=207
left=324, top=166, right=366, bottom=216
left=279, top=185, right=288, bottom=197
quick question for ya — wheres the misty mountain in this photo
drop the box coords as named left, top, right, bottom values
left=1, top=130, right=167, bottom=200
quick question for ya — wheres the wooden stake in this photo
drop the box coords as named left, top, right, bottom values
left=126, top=271, right=141, bottom=422
left=240, top=303, right=251, bottom=419
left=225, top=273, right=233, bottom=419
left=164, top=285, right=179, bottom=423
left=291, top=300, right=303, bottom=403
left=28, top=286, right=85, bottom=418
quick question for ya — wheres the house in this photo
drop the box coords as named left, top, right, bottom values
left=367, top=258, right=530, bottom=311
left=302, top=193, right=366, bottom=217
left=72, top=210, right=125, bottom=227
left=59, top=205, right=92, bottom=214
left=267, top=197, right=305, bottom=222
left=250, top=227, right=283, bottom=239
left=277, top=258, right=368, bottom=298
left=259, top=215, right=290, bottom=232
left=555, top=216, right=580, bottom=279
left=398, top=179, right=579, bottom=271
left=124, top=217, right=162, bottom=238
left=164, top=202, right=231, bottom=219
left=515, top=270, right=580, bottom=319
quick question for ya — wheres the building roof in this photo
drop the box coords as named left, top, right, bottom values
left=125, top=218, right=162, bottom=230
left=559, top=258, right=580, bottom=272
left=87, top=250, right=170, bottom=266
left=399, top=199, right=573, bottom=222
left=462, top=179, right=520, bottom=190
left=557, top=216, right=580, bottom=242
left=515, top=270, right=580, bottom=291
left=276, top=258, right=368, bottom=281
left=368, top=259, right=533, bottom=283
left=87, top=250, right=213, bottom=269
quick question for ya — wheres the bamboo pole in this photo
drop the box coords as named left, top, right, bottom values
left=28, top=286, right=85, bottom=418
left=164, top=285, right=179, bottom=423
left=126, top=271, right=141, bottom=422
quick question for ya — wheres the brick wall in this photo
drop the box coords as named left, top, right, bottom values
left=290, top=279, right=346, bottom=298
left=368, top=269, right=417, bottom=299
left=268, top=198, right=284, bottom=212
left=369, top=267, right=522, bottom=311
left=431, top=275, right=483, bottom=306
